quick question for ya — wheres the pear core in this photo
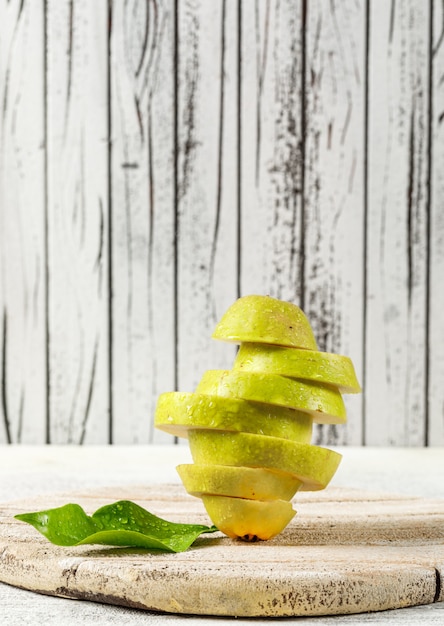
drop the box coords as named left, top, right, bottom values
left=212, top=295, right=318, bottom=350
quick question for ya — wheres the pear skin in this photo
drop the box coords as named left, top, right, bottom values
left=155, top=392, right=313, bottom=442
left=234, top=343, right=361, bottom=394
left=201, top=495, right=296, bottom=540
left=196, top=370, right=347, bottom=425
left=177, top=463, right=302, bottom=501
left=153, top=294, right=360, bottom=541
left=212, top=295, right=317, bottom=349
left=188, top=430, right=342, bottom=491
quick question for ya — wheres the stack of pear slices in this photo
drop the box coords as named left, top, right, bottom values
left=155, top=295, right=361, bottom=541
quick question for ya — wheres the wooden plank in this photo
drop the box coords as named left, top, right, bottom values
left=429, top=0, right=444, bottom=446
left=1, top=486, right=444, bottom=617
left=365, top=0, right=430, bottom=445
left=304, top=0, right=365, bottom=446
left=176, top=0, right=239, bottom=395
left=46, top=1, right=109, bottom=443
left=0, top=1, right=46, bottom=443
left=110, top=0, right=176, bottom=443
left=240, top=0, right=304, bottom=303
left=1, top=586, right=443, bottom=626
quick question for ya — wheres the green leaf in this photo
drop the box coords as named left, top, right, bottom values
left=15, top=500, right=218, bottom=553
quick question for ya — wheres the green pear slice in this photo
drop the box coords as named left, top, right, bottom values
left=196, top=370, right=346, bottom=425
left=212, top=295, right=318, bottom=349
left=234, top=343, right=361, bottom=394
left=188, top=430, right=342, bottom=491
left=155, top=392, right=313, bottom=442
left=201, top=494, right=296, bottom=540
left=177, top=463, right=302, bottom=501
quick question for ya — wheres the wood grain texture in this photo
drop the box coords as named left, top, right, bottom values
left=365, top=0, right=430, bottom=445
left=0, top=1, right=443, bottom=447
left=0, top=0, right=46, bottom=443
left=240, top=0, right=305, bottom=303
left=176, top=0, right=239, bottom=394
left=429, top=0, right=444, bottom=446
left=304, top=0, right=365, bottom=446
left=46, top=1, right=110, bottom=443
left=110, top=0, right=175, bottom=443
left=2, top=446, right=444, bottom=624
left=1, top=586, right=442, bottom=626
left=1, top=485, right=444, bottom=617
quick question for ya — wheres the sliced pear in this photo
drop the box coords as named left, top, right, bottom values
left=188, top=430, right=342, bottom=491
left=212, top=294, right=317, bottom=349
left=201, top=494, right=296, bottom=540
left=234, top=343, right=361, bottom=394
left=196, top=370, right=346, bottom=425
left=177, top=463, right=302, bottom=501
left=155, top=392, right=313, bottom=442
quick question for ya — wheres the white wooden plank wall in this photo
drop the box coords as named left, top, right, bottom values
left=46, top=1, right=110, bottom=444
left=304, top=1, right=365, bottom=447
left=176, top=0, right=238, bottom=396
left=0, top=0, right=46, bottom=443
left=110, top=0, right=176, bottom=444
left=0, top=0, right=443, bottom=447
left=366, top=0, right=430, bottom=446
left=430, top=0, right=444, bottom=446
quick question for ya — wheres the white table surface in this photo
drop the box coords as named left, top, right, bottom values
left=1, top=445, right=443, bottom=625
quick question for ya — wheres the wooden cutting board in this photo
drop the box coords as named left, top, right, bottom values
left=1, top=485, right=443, bottom=618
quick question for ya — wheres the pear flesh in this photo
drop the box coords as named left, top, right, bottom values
left=235, top=342, right=361, bottom=394
left=155, top=391, right=313, bottom=442
left=153, top=294, right=360, bottom=541
left=177, top=464, right=302, bottom=501
left=212, top=294, right=318, bottom=350
left=188, top=430, right=342, bottom=491
left=201, top=494, right=296, bottom=541
left=196, top=369, right=346, bottom=425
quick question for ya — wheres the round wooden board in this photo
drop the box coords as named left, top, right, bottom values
left=1, top=485, right=444, bottom=618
